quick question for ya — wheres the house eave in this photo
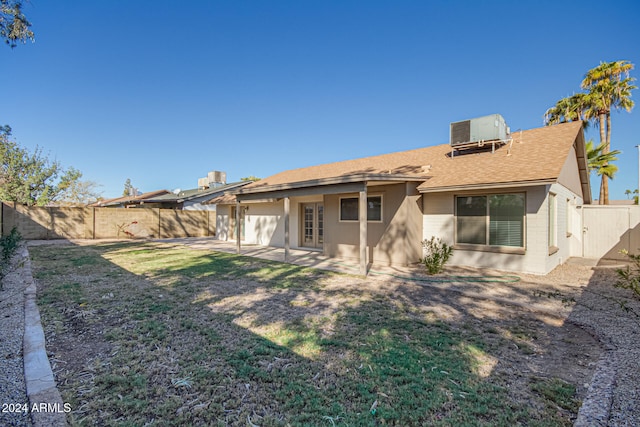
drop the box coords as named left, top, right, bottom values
left=418, top=179, right=557, bottom=194
left=235, top=174, right=428, bottom=196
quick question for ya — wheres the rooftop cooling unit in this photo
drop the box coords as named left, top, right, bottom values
left=207, top=171, right=227, bottom=185
left=450, top=114, right=508, bottom=147
left=197, top=178, right=209, bottom=189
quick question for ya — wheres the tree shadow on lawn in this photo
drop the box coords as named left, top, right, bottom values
left=31, top=241, right=600, bottom=426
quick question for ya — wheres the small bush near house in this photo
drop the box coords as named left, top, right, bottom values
left=616, top=249, right=640, bottom=300
left=421, top=236, right=453, bottom=275
left=0, top=227, right=22, bottom=285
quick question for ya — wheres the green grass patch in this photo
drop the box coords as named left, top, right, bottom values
left=30, top=241, right=580, bottom=426
left=531, top=377, right=580, bottom=413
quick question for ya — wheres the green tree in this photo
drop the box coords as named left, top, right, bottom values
left=586, top=139, right=620, bottom=180
left=240, top=176, right=261, bottom=181
left=1, top=0, right=34, bottom=47
left=123, top=178, right=133, bottom=196
left=545, top=61, right=636, bottom=204
left=0, top=126, right=92, bottom=206
left=55, top=171, right=102, bottom=206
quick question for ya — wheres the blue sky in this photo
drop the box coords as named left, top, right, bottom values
left=2, top=0, right=639, bottom=200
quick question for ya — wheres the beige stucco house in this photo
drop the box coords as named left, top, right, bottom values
left=214, top=120, right=590, bottom=275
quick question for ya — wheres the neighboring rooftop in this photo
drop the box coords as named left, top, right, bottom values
left=143, top=181, right=251, bottom=204
left=91, top=189, right=171, bottom=207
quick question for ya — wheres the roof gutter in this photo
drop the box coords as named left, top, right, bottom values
left=418, top=179, right=557, bottom=194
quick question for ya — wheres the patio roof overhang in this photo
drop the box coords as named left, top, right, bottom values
left=234, top=173, right=428, bottom=202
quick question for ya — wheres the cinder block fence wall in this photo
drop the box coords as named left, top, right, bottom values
left=0, top=202, right=215, bottom=239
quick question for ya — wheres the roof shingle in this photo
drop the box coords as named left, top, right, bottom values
left=239, top=121, right=584, bottom=194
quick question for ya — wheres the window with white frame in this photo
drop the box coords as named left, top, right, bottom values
left=340, top=195, right=382, bottom=222
left=566, top=198, right=572, bottom=237
left=548, top=193, right=557, bottom=250
left=455, top=194, right=525, bottom=248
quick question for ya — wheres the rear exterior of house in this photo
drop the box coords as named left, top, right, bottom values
left=214, top=120, right=590, bottom=275
left=423, top=182, right=584, bottom=274
left=216, top=181, right=424, bottom=267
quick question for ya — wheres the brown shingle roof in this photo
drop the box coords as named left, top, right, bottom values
left=418, top=121, right=584, bottom=191
left=239, top=121, right=584, bottom=195
left=206, top=193, right=238, bottom=205
left=90, top=189, right=170, bottom=207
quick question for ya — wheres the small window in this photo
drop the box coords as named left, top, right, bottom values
left=340, top=198, right=359, bottom=221
left=548, top=193, right=557, bottom=249
left=340, top=195, right=382, bottom=222
left=566, top=198, right=572, bottom=237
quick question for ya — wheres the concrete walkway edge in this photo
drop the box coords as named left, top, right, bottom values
left=21, top=247, right=67, bottom=427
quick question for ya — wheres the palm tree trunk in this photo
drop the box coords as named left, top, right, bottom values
left=604, top=113, right=612, bottom=205
left=606, top=113, right=612, bottom=152
left=599, top=112, right=607, bottom=204
left=600, top=174, right=609, bottom=205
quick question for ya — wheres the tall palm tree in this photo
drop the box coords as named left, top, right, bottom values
left=581, top=60, right=636, bottom=204
left=546, top=61, right=636, bottom=204
left=544, top=92, right=593, bottom=126
left=544, top=97, right=570, bottom=124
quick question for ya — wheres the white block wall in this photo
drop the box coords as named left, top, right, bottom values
left=423, top=184, right=583, bottom=275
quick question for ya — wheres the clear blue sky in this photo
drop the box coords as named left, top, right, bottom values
left=2, top=0, right=639, bottom=200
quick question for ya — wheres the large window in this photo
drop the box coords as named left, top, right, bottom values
left=456, top=194, right=525, bottom=248
left=340, top=195, right=382, bottom=222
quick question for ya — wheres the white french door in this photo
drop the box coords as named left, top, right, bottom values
left=301, top=203, right=323, bottom=249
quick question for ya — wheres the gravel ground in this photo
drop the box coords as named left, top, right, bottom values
left=0, top=246, right=33, bottom=427
left=567, top=267, right=640, bottom=426
left=2, top=240, right=639, bottom=426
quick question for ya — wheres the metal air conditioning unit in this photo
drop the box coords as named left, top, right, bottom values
left=208, top=171, right=227, bottom=186
left=197, top=178, right=209, bottom=189
left=450, top=114, right=508, bottom=147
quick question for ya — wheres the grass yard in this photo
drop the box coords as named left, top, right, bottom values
left=30, top=241, right=585, bottom=426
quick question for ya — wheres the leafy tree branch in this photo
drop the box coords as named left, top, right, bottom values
left=0, top=0, right=34, bottom=48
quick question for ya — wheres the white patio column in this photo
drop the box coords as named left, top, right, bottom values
left=359, top=186, right=367, bottom=276
left=284, top=196, right=290, bottom=262
left=236, top=200, right=241, bottom=254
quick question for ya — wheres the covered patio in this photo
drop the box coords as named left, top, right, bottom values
left=158, top=236, right=416, bottom=277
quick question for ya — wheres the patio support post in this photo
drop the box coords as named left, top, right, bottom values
left=236, top=200, right=241, bottom=254
left=284, top=196, right=290, bottom=262
left=359, top=186, right=367, bottom=276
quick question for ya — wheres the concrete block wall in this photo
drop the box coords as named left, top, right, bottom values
left=423, top=186, right=557, bottom=275
left=2, top=204, right=51, bottom=239
left=1, top=203, right=215, bottom=239
left=160, top=209, right=214, bottom=238
left=94, top=208, right=160, bottom=239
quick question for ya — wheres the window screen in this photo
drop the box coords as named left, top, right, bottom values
left=456, top=196, right=487, bottom=244
left=340, top=196, right=382, bottom=221
left=456, top=194, right=525, bottom=248
left=489, top=194, right=524, bottom=247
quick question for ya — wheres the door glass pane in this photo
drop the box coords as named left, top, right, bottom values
left=304, top=205, right=314, bottom=244
left=456, top=196, right=487, bottom=244
left=317, top=204, right=324, bottom=244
